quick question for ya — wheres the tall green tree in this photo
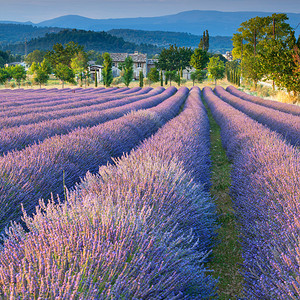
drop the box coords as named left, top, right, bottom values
left=190, top=48, right=209, bottom=71
left=232, top=13, right=292, bottom=89
left=139, top=71, right=144, bottom=87
left=11, top=65, right=26, bottom=88
left=120, top=56, right=133, bottom=87
left=157, top=45, right=192, bottom=85
left=25, top=50, right=45, bottom=66
left=207, top=56, right=225, bottom=87
left=55, top=63, right=75, bottom=88
left=148, top=67, right=160, bottom=85
left=0, top=68, right=9, bottom=85
left=102, top=52, right=113, bottom=87
left=199, top=30, right=209, bottom=51
left=71, top=51, right=88, bottom=87
left=29, top=59, right=51, bottom=88
left=190, top=70, right=206, bottom=86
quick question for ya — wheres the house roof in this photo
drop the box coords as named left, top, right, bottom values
left=110, top=52, right=147, bottom=63
left=110, top=53, right=128, bottom=62
left=129, top=53, right=147, bottom=63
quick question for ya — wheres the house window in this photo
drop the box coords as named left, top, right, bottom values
left=137, top=62, right=142, bottom=68
left=112, top=62, right=115, bottom=67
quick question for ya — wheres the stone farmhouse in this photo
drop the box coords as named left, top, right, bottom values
left=89, top=51, right=158, bottom=82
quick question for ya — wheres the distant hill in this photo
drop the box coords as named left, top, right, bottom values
left=107, top=29, right=233, bottom=52
left=2, top=29, right=159, bottom=55
left=33, top=10, right=300, bottom=37
left=0, top=23, right=63, bottom=46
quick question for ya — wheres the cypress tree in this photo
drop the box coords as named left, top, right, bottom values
left=139, top=70, right=144, bottom=87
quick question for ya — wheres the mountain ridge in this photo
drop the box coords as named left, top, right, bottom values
left=1, top=10, right=300, bottom=36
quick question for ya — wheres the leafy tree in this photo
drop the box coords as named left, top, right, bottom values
left=190, top=48, right=209, bottom=71
left=10, top=65, right=26, bottom=88
left=156, top=45, right=192, bottom=85
left=207, top=56, right=225, bottom=87
left=71, top=51, right=88, bottom=86
left=190, top=70, right=206, bottom=86
left=102, top=52, right=113, bottom=87
left=30, top=59, right=52, bottom=88
left=164, top=70, right=178, bottom=86
left=0, top=68, right=9, bottom=85
left=160, top=70, right=163, bottom=86
left=139, top=71, right=144, bottom=87
left=45, top=42, right=83, bottom=87
left=232, top=13, right=292, bottom=89
left=120, top=56, right=133, bottom=87
left=148, top=67, right=159, bottom=85
left=55, top=63, right=75, bottom=88
left=25, top=50, right=45, bottom=66
left=156, top=45, right=180, bottom=72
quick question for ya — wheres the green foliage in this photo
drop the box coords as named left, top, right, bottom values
left=232, top=13, right=294, bottom=90
left=190, top=48, right=209, bottom=71
left=164, top=70, right=178, bottom=86
left=119, top=56, right=134, bottom=87
left=25, top=50, right=45, bottom=66
left=0, top=68, right=9, bottom=85
left=54, top=63, right=75, bottom=88
left=160, top=70, right=163, bottom=86
left=207, top=56, right=225, bottom=86
left=226, top=60, right=241, bottom=86
left=156, top=45, right=193, bottom=72
left=190, top=70, right=206, bottom=86
left=139, top=71, right=144, bottom=87
left=45, top=42, right=83, bottom=87
left=71, top=51, right=88, bottom=86
left=3, top=29, right=159, bottom=56
left=148, top=67, right=159, bottom=85
left=0, top=51, right=9, bottom=68
left=10, top=65, right=27, bottom=88
left=102, top=52, right=113, bottom=87
left=29, top=59, right=51, bottom=88
left=199, top=30, right=209, bottom=51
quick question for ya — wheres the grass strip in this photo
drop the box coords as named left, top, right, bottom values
left=203, top=101, right=244, bottom=299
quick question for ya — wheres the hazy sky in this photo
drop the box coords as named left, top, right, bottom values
left=0, top=0, right=299, bottom=22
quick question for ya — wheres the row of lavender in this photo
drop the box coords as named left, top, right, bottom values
left=0, top=87, right=217, bottom=298
left=203, top=87, right=300, bottom=299
left=0, top=87, right=187, bottom=236
left=0, top=87, right=140, bottom=118
left=0, top=87, right=169, bottom=154
left=0, top=87, right=123, bottom=107
left=227, top=85, right=300, bottom=117
left=214, top=86, right=300, bottom=147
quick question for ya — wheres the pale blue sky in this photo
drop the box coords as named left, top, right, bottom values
left=0, top=0, right=299, bottom=22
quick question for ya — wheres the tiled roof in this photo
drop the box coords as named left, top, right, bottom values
left=110, top=52, right=147, bottom=63
left=110, top=53, right=128, bottom=62
left=129, top=53, right=147, bottom=63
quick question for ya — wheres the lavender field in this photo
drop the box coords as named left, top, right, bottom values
left=0, top=86, right=299, bottom=299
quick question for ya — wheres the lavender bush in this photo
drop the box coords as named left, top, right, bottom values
left=0, top=86, right=216, bottom=299
left=226, top=85, right=300, bottom=117
left=214, top=86, right=300, bottom=147
left=0, top=86, right=188, bottom=235
left=0, top=87, right=167, bottom=154
left=203, top=86, right=300, bottom=299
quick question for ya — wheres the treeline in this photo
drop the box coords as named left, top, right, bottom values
left=108, top=29, right=233, bottom=52
left=2, top=29, right=159, bottom=56
left=0, top=23, right=62, bottom=45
